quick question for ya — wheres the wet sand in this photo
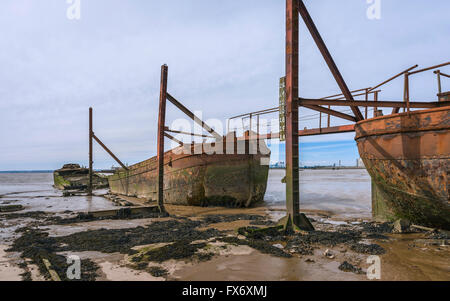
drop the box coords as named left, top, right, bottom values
left=0, top=171, right=448, bottom=281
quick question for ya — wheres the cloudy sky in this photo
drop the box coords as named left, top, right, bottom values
left=0, top=0, right=448, bottom=170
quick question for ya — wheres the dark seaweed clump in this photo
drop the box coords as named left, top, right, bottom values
left=217, top=236, right=292, bottom=258
left=148, top=266, right=169, bottom=277
left=0, top=209, right=167, bottom=226
left=7, top=229, right=99, bottom=281
left=288, top=230, right=361, bottom=247
left=9, top=219, right=221, bottom=281
left=56, top=219, right=221, bottom=255
left=201, top=214, right=267, bottom=225
left=338, top=261, right=364, bottom=274
left=360, top=222, right=394, bottom=234
left=350, top=243, right=386, bottom=255
left=134, top=241, right=214, bottom=263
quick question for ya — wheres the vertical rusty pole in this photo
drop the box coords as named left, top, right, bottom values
left=319, top=112, right=322, bottom=131
left=285, top=0, right=314, bottom=231
left=405, top=73, right=410, bottom=114
left=157, top=65, right=168, bottom=213
left=436, top=70, right=442, bottom=95
left=365, top=89, right=369, bottom=119
left=374, top=91, right=379, bottom=118
left=88, top=107, right=93, bottom=196
left=327, top=105, right=331, bottom=127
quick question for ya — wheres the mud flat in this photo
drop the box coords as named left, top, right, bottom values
left=0, top=198, right=448, bottom=281
left=0, top=172, right=448, bottom=281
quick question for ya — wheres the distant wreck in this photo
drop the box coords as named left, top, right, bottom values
left=53, top=164, right=109, bottom=191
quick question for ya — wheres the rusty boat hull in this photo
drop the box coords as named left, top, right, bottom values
left=53, top=164, right=109, bottom=190
left=108, top=139, right=271, bottom=207
left=355, top=107, right=450, bottom=229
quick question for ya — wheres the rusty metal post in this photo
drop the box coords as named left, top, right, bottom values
left=365, top=88, right=369, bottom=119
left=285, top=0, right=314, bottom=231
left=327, top=105, right=331, bottom=127
left=88, top=107, right=93, bottom=196
left=374, top=91, right=379, bottom=118
left=319, top=112, right=322, bottom=131
left=436, top=70, right=442, bottom=95
left=157, top=65, right=168, bottom=213
left=285, top=0, right=300, bottom=230
left=405, top=73, right=411, bottom=114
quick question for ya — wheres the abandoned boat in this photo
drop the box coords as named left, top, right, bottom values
left=53, top=164, right=109, bottom=190
left=108, top=135, right=271, bottom=207
left=355, top=107, right=450, bottom=230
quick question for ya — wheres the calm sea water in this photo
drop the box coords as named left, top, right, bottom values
left=266, top=169, right=372, bottom=217
left=0, top=173, right=116, bottom=213
left=0, top=169, right=372, bottom=217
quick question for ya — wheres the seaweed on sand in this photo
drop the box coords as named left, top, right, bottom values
left=56, top=219, right=221, bottom=255
left=7, top=228, right=98, bottom=281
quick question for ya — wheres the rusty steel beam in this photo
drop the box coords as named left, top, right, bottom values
left=321, top=88, right=370, bottom=100
left=302, top=104, right=357, bottom=122
left=435, top=70, right=450, bottom=78
left=298, top=98, right=446, bottom=109
left=157, top=65, right=168, bottom=212
left=298, top=0, right=363, bottom=121
left=88, top=108, right=93, bottom=196
left=239, top=124, right=355, bottom=141
left=165, top=128, right=214, bottom=139
left=166, top=93, right=222, bottom=140
left=285, top=0, right=300, bottom=230
left=164, top=132, right=184, bottom=147
left=368, top=65, right=418, bottom=92
left=334, top=89, right=381, bottom=101
left=408, top=61, right=450, bottom=75
left=92, top=134, right=128, bottom=171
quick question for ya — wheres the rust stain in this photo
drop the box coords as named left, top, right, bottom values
left=108, top=137, right=271, bottom=208
left=355, top=107, right=450, bottom=229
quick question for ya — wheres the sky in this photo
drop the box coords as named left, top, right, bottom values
left=0, top=0, right=449, bottom=170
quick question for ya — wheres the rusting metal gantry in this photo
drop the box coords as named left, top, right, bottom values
left=281, top=0, right=449, bottom=231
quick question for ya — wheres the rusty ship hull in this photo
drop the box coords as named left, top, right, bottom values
left=355, top=107, right=450, bottom=229
left=108, top=139, right=271, bottom=207
left=54, top=164, right=109, bottom=190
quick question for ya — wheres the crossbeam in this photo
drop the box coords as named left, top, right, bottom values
left=166, top=93, right=222, bottom=140
left=92, top=134, right=129, bottom=170
left=165, top=128, right=214, bottom=139
left=164, top=132, right=184, bottom=147
left=302, top=104, right=357, bottom=122
left=239, top=124, right=355, bottom=141
left=298, top=98, right=448, bottom=109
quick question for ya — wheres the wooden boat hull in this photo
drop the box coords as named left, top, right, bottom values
left=108, top=140, right=271, bottom=207
left=355, top=107, right=450, bottom=229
